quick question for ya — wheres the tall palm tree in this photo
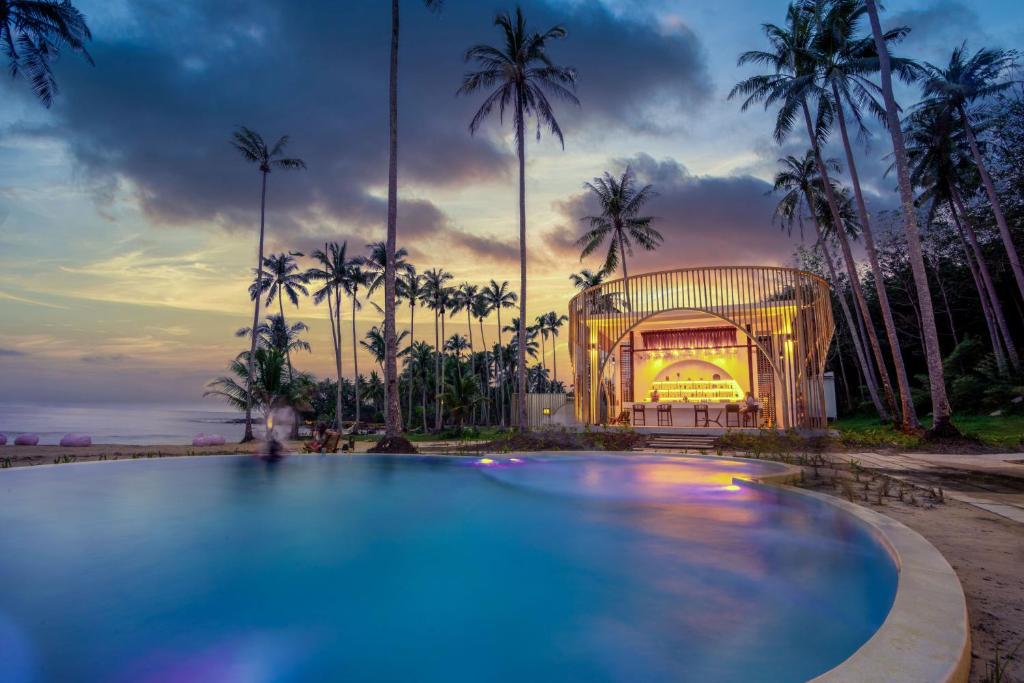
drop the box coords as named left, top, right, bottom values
left=730, top=3, right=898, bottom=424
left=384, top=0, right=444, bottom=443
left=444, top=333, right=471, bottom=380
left=306, top=242, right=348, bottom=430
left=397, top=267, right=426, bottom=424
left=916, top=44, right=1024, bottom=304
left=903, top=106, right=1020, bottom=372
left=459, top=6, right=578, bottom=430
left=343, top=260, right=372, bottom=428
left=482, top=279, right=517, bottom=426
left=453, top=282, right=479, bottom=376
left=773, top=151, right=886, bottom=418
left=205, top=347, right=311, bottom=435
left=575, top=167, right=662, bottom=300
left=422, top=268, right=453, bottom=429
left=2, top=0, right=92, bottom=108
left=230, top=127, right=305, bottom=441
left=864, top=0, right=956, bottom=436
left=807, top=0, right=920, bottom=429
left=256, top=252, right=308, bottom=380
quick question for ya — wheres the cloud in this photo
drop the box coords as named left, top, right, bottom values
left=23, top=0, right=710, bottom=245
left=0, top=348, right=28, bottom=357
left=550, top=153, right=805, bottom=272
left=80, top=353, right=129, bottom=364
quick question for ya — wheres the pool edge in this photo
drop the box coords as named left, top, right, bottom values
left=740, top=475, right=970, bottom=683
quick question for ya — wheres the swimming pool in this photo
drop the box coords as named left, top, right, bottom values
left=0, top=454, right=896, bottom=682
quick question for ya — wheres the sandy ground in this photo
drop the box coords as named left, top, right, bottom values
left=2, top=443, right=1021, bottom=680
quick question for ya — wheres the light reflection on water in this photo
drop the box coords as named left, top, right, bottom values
left=0, top=455, right=896, bottom=683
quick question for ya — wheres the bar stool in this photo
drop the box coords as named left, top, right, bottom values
left=724, top=403, right=741, bottom=427
left=742, top=406, right=760, bottom=428
left=632, top=403, right=646, bottom=426
left=694, top=403, right=709, bottom=427
left=657, top=403, right=673, bottom=426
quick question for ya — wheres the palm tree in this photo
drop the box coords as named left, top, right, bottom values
left=453, top=283, right=479, bottom=375
left=903, top=106, right=1020, bottom=372
left=306, top=242, right=348, bottom=431
left=384, top=0, right=444, bottom=443
left=459, top=6, right=578, bottom=431
left=422, top=268, right=453, bottom=429
left=205, top=347, right=311, bottom=436
left=481, top=279, right=517, bottom=426
left=230, top=127, right=305, bottom=441
left=361, top=326, right=410, bottom=370
left=730, top=3, right=899, bottom=424
left=542, top=311, right=568, bottom=387
left=256, top=252, right=308, bottom=380
left=440, top=374, right=483, bottom=429
left=2, top=0, right=92, bottom=107
left=916, top=44, right=1024, bottom=304
left=235, top=314, right=311, bottom=360
left=343, top=260, right=372, bottom=428
left=444, top=333, right=471, bottom=380
left=397, top=267, right=426, bottom=425
left=406, top=340, right=434, bottom=432
left=863, top=0, right=956, bottom=437
left=773, top=151, right=886, bottom=419
left=569, top=268, right=608, bottom=291
left=575, top=167, right=662, bottom=301
left=363, top=241, right=411, bottom=296
left=471, top=293, right=494, bottom=423
left=807, top=0, right=920, bottom=429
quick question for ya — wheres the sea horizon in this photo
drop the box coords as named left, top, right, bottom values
left=0, top=401, right=249, bottom=446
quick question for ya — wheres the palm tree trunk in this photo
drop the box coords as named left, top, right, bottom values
left=479, top=317, right=491, bottom=425
left=466, top=308, right=475, bottom=423
left=865, top=0, right=956, bottom=436
left=352, top=292, right=361, bottom=428
left=959, top=106, right=1024, bottom=303
left=811, top=222, right=887, bottom=419
left=950, top=185, right=1020, bottom=370
left=496, top=309, right=505, bottom=426
left=335, top=287, right=344, bottom=427
left=951, top=200, right=1007, bottom=373
left=383, top=0, right=403, bottom=440
left=326, top=292, right=343, bottom=431
left=619, top=235, right=631, bottom=310
left=832, top=83, right=917, bottom=429
left=434, top=311, right=441, bottom=430
left=440, top=312, right=447, bottom=428
left=552, top=335, right=558, bottom=389
left=243, top=170, right=269, bottom=442
left=515, top=91, right=528, bottom=432
left=407, top=303, right=416, bottom=427
left=278, top=291, right=295, bottom=381
left=801, top=100, right=895, bottom=423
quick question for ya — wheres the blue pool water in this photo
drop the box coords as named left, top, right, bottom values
left=0, top=454, right=896, bottom=682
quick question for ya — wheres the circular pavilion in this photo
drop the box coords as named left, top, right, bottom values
left=568, top=266, right=834, bottom=431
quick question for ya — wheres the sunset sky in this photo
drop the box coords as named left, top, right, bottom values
left=1, top=0, right=1020, bottom=406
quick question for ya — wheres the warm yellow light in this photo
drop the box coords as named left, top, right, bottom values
left=478, top=458, right=495, bottom=465
left=722, top=484, right=742, bottom=492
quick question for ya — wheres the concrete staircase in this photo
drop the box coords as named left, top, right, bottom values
left=643, top=433, right=719, bottom=452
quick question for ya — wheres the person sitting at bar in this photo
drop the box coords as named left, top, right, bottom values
left=650, top=389, right=660, bottom=403
left=739, top=392, right=760, bottom=422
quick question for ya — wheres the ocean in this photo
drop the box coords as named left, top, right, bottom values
left=0, top=402, right=250, bottom=445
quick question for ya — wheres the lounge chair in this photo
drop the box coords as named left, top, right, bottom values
left=303, top=430, right=341, bottom=454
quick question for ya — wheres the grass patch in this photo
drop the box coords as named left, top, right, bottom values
left=833, top=414, right=1024, bottom=450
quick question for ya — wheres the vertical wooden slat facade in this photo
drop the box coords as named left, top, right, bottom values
left=568, top=266, right=834, bottom=430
